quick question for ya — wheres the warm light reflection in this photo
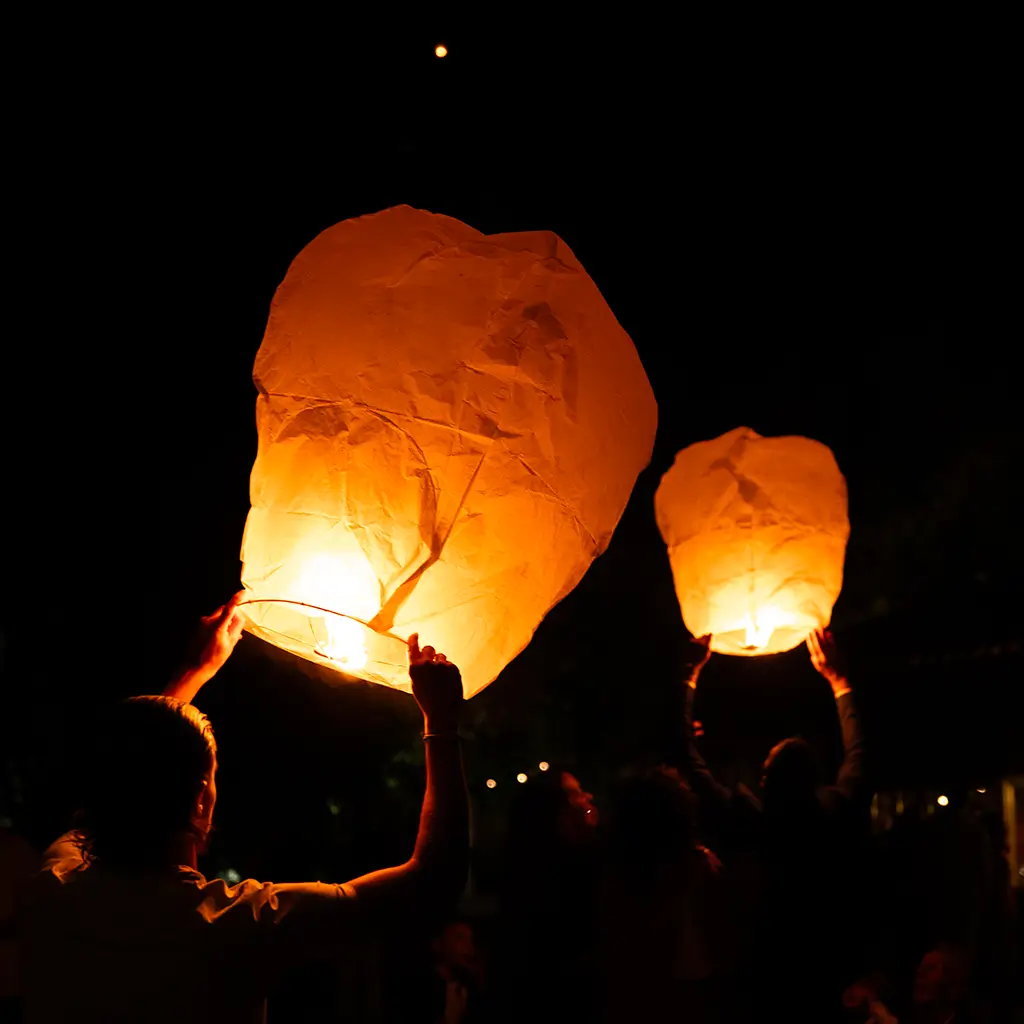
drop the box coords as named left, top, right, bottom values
left=937, top=794, right=949, bottom=807
left=435, top=44, right=447, bottom=57
left=296, top=553, right=378, bottom=618
left=486, top=779, right=497, bottom=789
left=977, top=788, right=986, bottom=794
left=539, top=761, right=550, bottom=771
left=517, top=773, right=528, bottom=784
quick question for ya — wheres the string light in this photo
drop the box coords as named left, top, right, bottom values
left=486, top=779, right=497, bottom=789
left=517, top=773, right=528, bottom=784
left=937, top=794, right=949, bottom=807
left=435, top=44, right=448, bottom=58
left=539, top=761, right=550, bottom=771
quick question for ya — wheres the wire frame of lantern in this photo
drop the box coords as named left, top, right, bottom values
left=240, top=599, right=410, bottom=687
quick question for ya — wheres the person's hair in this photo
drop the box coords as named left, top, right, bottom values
left=73, top=696, right=217, bottom=868
left=762, top=736, right=818, bottom=807
left=920, top=945, right=970, bottom=1004
left=609, top=766, right=696, bottom=870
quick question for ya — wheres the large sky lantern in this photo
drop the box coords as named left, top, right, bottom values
left=655, top=427, right=849, bottom=657
left=240, top=205, right=657, bottom=697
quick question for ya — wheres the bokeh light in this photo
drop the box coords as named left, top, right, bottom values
left=937, top=794, right=949, bottom=807
left=517, top=773, right=528, bottom=784
left=539, top=761, right=550, bottom=771
left=486, top=778, right=497, bottom=789
left=435, top=44, right=448, bottom=58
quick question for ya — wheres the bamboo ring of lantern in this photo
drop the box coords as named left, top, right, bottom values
left=240, top=205, right=657, bottom=696
left=655, top=427, right=849, bottom=657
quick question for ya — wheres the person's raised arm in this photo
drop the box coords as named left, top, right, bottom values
left=676, top=634, right=736, bottom=809
left=808, top=629, right=866, bottom=805
left=162, top=592, right=246, bottom=703
left=341, top=635, right=469, bottom=917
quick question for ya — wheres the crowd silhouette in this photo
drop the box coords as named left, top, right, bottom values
left=2, top=595, right=1020, bottom=1022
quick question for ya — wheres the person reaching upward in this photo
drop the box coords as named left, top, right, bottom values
left=23, top=593, right=469, bottom=1024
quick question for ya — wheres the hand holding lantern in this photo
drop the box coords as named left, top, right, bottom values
left=683, top=633, right=713, bottom=689
left=806, top=628, right=850, bottom=698
left=409, top=633, right=463, bottom=736
left=164, top=592, right=248, bottom=703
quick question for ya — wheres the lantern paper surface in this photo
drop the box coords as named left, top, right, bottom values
left=241, top=205, right=657, bottom=696
left=655, top=427, right=849, bottom=656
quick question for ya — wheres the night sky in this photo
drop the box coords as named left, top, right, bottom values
left=5, top=23, right=1019, bottom=872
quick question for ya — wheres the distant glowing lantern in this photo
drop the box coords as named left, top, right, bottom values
left=937, top=794, right=949, bottom=807
left=655, top=427, right=849, bottom=656
left=538, top=761, right=550, bottom=771
left=240, top=206, right=657, bottom=696
left=517, top=773, right=528, bottom=784
left=486, top=779, right=497, bottom=789
left=435, top=43, right=448, bottom=57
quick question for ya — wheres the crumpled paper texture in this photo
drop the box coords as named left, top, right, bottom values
left=241, top=206, right=657, bottom=696
left=655, top=427, right=849, bottom=656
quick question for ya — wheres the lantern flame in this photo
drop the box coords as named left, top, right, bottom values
left=739, top=605, right=783, bottom=651
left=294, top=553, right=377, bottom=672
left=319, top=615, right=369, bottom=671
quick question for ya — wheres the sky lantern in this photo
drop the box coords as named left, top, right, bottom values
left=240, top=205, right=657, bottom=696
left=655, top=427, right=849, bottom=657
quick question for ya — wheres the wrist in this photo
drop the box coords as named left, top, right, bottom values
left=832, top=678, right=851, bottom=698
left=423, top=713, right=461, bottom=736
left=164, top=667, right=211, bottom=702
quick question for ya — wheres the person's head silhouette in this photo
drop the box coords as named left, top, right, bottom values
left=75, top=696, right=217, bottom=870
left=760, top=736, right=818, bottom=810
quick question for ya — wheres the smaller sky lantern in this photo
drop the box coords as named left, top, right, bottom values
left=655, top=427, right=849, bottom=656
left=240, top=206, right=656, bottom=696
left=434, top=43, right=448, bottom=57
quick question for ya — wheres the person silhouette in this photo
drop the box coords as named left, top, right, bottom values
left=22, top=595, right=469, bottom=1024
left=680, top=628, right=868, bottom=1021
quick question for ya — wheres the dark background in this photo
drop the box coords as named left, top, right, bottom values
left=3, top=19, right=1019, bottom=886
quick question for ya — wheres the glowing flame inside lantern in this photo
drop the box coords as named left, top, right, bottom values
left=740, top=605, right=784, bottom=652
left=320, top=616, right=369, bottom=671
left=294, top=554, right=377, bottom=672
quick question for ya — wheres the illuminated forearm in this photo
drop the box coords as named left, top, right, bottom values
left=344, top=730, right=469, bottom=911
left=161, top=667, right=212, bottom=704
left=411, top=733, right=469, bottom=884
left=834, top=690, right=866, bottom=800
